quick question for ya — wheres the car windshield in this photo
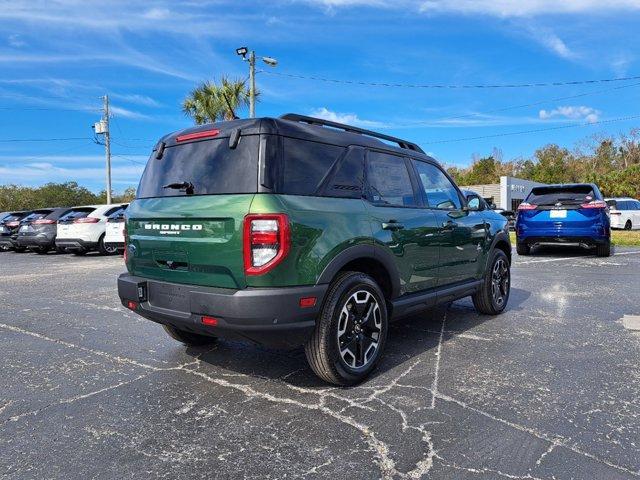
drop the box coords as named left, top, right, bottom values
left=137, top=135, right=259, bottom=198
left=527, top=186, right=596, bottom=206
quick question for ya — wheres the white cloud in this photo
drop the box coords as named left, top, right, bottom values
left=110, top=106, right=150, bottom=120
left=7, top=34, right=26, bottom=47
left=310, top=107, right=385, bottom=128
left=539, top=105, right=600, bottom=123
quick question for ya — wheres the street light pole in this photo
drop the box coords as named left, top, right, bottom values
left=102, top=95, right=112, bottom=205
left=249, top=50, right=256, bottom=118
left=236, top=47, right=277, bottom=119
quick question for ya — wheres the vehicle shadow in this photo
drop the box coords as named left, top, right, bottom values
left=187, top=287, right=532, bottom=389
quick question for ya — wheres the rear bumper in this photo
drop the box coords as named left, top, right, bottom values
left=55, top=238, right=98, bottom=250
left=118, top=273, right=328, bottom=349
left=518, top=235, right=609, bottom=247
left=0, top=236, right=16, bottom=249
left=16, top=234, right=55, bottom=248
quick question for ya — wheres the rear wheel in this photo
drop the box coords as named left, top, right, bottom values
left=35, top=246, right=50, bottom=254
left=305, top=271, right=388, bottom=386
left=596, top=241, right=611, bottom=257
left=516, top=242, right=531, bottom=256
left=73, top=249, right=87, bottom=256
left=473, top=250, right=511, bottom=315
left=163, top=325, right=217, bottom=346
left=625, top=220, right=632, bottom=230
left=98, top=235, right=118, bottom=255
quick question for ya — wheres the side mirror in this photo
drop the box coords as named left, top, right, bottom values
left=466, top=194, right=482, bottom=211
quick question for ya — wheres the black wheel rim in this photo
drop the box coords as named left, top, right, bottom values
left=104, top=244, right=118, bottom=254
left=337, top=290, right=382, bottom=369
left=491, top=258, right=510, bottom=308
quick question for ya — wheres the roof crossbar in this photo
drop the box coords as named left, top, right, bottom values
left=280, top=113, right=425, bottom=154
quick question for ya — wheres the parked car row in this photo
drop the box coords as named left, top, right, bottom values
left=0, top=204, right=127, bottom=255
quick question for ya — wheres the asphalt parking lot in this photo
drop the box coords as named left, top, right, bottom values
left=1, top=248, right=639, bottom=479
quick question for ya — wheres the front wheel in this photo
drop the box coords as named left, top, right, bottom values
left=163, top=325, right=217, bottom=346
left=516, top=242, right=530, bottom=256
left=473, top=250, right=511, bottom=315
left=305, top=271, right=388, bottom=386
left=625, top=220, right=632, bottom=231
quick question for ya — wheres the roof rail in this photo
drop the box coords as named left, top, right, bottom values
left=280, top=113, right=425, bottom=154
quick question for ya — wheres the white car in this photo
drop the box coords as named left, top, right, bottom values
left=55, top=204, right=127, bottom=255
left=103, top=204, right=128, bottom=253
left=606, top=198, right=640, bottom=230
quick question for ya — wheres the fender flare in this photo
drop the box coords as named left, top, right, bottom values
left=488, top=230, right=512, bottom=264
left=317, top=244, right=402, bottom=299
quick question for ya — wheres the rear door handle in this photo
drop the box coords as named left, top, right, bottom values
left=382, top=220, right=405, bottom=231
left=441, top=220, right=457, bottom=231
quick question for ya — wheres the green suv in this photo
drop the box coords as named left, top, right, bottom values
left=118, top=114, right=511, bottom=385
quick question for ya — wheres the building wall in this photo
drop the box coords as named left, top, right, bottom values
left=462, top=177, right=547, bottom=210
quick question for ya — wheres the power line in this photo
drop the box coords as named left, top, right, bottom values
left=423, top=114, right=640, bottom=145
left=260, top=70, right=640, bottom=89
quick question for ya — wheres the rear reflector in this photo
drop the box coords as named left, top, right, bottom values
left=581, top=200, right=608, bottom=209
left=201, top=315, right=218, bottom=326
left=73, top=217, right=100, bottom=224
left=176, top=129, right=220, bottom=142
left=299, top=297, right=317, bottom=308
left=517, top=203, right=537, bottom=211
left=33, top=219, right=55, bottom=225
left=127, top=300, right=138, bottom=310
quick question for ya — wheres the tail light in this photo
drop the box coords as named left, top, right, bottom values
left=243, top=214, right=290, bottom=275
left=581, top=200, right=608, bottom=209
left=5, top=221, right=19, bottom=227
left=176, top=129, right=220, bottom=142
left=123, top=222, right=129, bottom=262
left=33, top=219, right=55, bottom=225
left=73, top=217, right=100, bottom=224
left=518, top=203, right=537, bottom=211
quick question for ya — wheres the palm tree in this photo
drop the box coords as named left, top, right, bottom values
left=182, top=76, right=256, bottom=125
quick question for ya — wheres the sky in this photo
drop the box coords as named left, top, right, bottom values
left=1, top=0, right=640, bottom=193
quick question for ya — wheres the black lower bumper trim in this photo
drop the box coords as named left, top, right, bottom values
left=55, top=238, right=98, bottom=250
left=522, top=236, right=609, bottom=247
left=118, top=274, right=327, bottom=348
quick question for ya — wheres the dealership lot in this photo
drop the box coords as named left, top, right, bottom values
left=1, top=249, right=639, bottom=479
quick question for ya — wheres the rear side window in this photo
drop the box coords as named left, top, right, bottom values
left=104, top=206, right=126, bottom=217
left=413, top=160, right=462, bottom=210
left=137, top=135, right=260, bottom=198
left=366, top=151, right=417, bottom=207
left=324, top=148, right=364, bottom=199
left=606, top=200, right=618, bottom=209
left=527, top=185, right=596, bottom=206
left=280, top=138, right=345, bottom=196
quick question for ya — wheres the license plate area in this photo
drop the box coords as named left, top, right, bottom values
left=148, top=282, right=190, bottom=313
left=550, top=210, right=567, bottom=219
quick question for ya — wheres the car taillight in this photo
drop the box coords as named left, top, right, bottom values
left=123, top=223, right=129, bottom=262
left=5, top=221, right=19, bottom=227
left=176, top=129, right=220, bottom=142
left=243, top=214, right=290, bottom=275
left=33, top=219, right=55, bottom=225
left=73, top=217, right=100, bottom=224
left=517, top=203, right=537, bottom=211
left=581, top=200, right=608, bottom=209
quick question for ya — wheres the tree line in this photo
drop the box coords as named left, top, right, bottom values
left=447, top=128, right=640, bottom=198
left=0, top=182, right=136, bottom=212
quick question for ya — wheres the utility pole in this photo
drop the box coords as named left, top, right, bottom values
left=235, top=47, right=278, bottom=119
left=249, top=50, right=256, bottom=118
left=102, top=95, right=112, bottom=204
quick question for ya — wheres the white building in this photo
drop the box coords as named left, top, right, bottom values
left=461, top=176, right=547, bottom=211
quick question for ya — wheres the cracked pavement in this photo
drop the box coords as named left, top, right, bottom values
left=1, top=247, right=639, bottom=479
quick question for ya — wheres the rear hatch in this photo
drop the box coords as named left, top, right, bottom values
left=518, top=185, right=606, bottom=229
left=57, top=207, right=98, bottom=238
left=127, top=131, right=261, bottom=289
left=18, top=210, right=55, bottom=237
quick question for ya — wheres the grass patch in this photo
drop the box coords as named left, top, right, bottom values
left=509, top=230, right=640, bottom=247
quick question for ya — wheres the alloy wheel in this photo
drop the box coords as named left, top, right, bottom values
left=491, top=258, right=510, bottom=307
left=337, top=290, right=382, bottom=369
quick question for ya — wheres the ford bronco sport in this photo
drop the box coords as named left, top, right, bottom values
left=118, top=114, right=511, bottom=385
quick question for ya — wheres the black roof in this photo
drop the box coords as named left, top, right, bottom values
left=157, top=114, right=434, bottom=161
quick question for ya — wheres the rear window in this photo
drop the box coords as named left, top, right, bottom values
left=137, top=135, right=259, bottom=198
left=107, top=206, right=127, bottom=220
left=59, top=208, right=96, bottom=222
left=2, top=213, right=26, bottom=223
left=22, top=210, right=52, bottom=222
left=280, top=138, right=345, bottom=196
left=527, top=185, right=597, bottom=206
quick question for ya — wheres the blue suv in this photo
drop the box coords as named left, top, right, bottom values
left=516, top=184, right=611, bottom=257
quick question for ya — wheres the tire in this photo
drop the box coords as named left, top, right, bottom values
left=305, top=271, right=388, bottom=386
left=596, top=241, right=611, bottom=257
left=516, top=242, right=531, bottom=256
left=13, top=246, right=26, bottom=253
left=473, top=250, right=511, bottom=315
left=625, top=220, right=632, bottom=231
left=163, top=325, right=217, bottom=347
left=35, top=246, right=50, bottom=254
left=98, top=235, right=118, bottom=255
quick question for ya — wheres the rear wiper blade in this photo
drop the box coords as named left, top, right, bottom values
left=162, top=181, right=194, bottom=195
